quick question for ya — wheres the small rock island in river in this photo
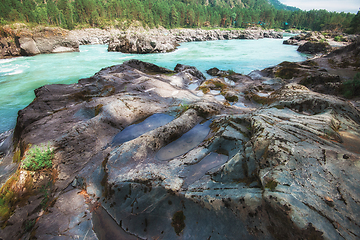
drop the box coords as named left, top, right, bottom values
left=0, top=28, right=359, bottom=240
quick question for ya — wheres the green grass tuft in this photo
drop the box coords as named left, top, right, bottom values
left=21, top=144, right=54, bottom=171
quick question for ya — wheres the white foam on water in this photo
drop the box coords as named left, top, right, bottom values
left=0, top=58, right=16, bottom=64
left=5, top=69, right=23, bottom=76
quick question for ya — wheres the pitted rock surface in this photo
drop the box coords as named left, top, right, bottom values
left=0, top=52, right=359, bottom=239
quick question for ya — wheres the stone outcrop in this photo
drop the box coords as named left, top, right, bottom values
left=297, top=41, right=333, bottom=54
left=68, top=28, right=123, bottom=45
left=108, top=27, right=283, bottom=53
left=1, top=41, right=360, bottom=240
left=108, top=29, right=179, bottom=53
left=0, top=25, right=79, bottom=58
left=18, top=27, right=79, bottom=56
left=260, top=39, right=360, bottom=96
left=283, top=31, right=357, bottom=54
left=0, top=37, right=21, bottom=58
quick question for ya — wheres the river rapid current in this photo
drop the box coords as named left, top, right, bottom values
left=0, top=37, right=308, bottom=133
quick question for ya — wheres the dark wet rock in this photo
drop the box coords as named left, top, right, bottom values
left=2, top=47, right=360, bottom=240
left=174, top=64, right=206, bottom=82
left=206, top=67, right=221, bottom=76
left=124, top=59, right=174, bottom=74
left=0, top=37, right=21, bottom=58
left=297, top=41, right=332, bottom=54
left=300, top=72, right=341, bottom=95
left=206, top=67, right=234, bottom=77
left=0, top=130, right=13, bottom=157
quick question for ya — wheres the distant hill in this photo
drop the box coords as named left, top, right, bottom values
left=268, top=0, right=300, bottom=11
left=0, top=0, right=353, bottom=31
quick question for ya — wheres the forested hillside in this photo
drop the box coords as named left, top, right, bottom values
left=267, top=0, right=299, bottom=11
left=0, top=0, right=355, bottom=31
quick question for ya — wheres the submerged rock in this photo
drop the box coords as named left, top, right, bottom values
left=1, top=44, right=360, bottom=239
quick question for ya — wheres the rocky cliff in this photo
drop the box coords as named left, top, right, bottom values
left=0, top=41, right=359, bottom=239
left=0, top=24, right=79, bottom=58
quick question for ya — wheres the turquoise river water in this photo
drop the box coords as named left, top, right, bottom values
left=0, top=37, right=308, bottom=133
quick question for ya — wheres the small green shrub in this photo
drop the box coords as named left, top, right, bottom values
left=21, top=144, right=54, bottom=171
left=179, top=103, right=189, bottom=112
left=334, top=35, right=344, bottom=42
left=341, top=72, right=360, bottom=98
left=227, top=69, right=235, bottom=75
left=39, top=182, right=52, bottom=210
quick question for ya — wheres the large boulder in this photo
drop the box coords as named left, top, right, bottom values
left=297, top=41, right=332, bottom=54
left=19, top=27, right=79, bottom=56
left=108, top=31, right=179, bottom=53
left=0, top=26, right=79, bottom=58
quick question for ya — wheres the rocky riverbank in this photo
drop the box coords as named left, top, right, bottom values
left=108, top=27, right=283, bottom=53
left=1, top=25, right=283, bottom=58
left=0, top=38, right=359, bottom=239
left=0, top=24, right=79, bottom=58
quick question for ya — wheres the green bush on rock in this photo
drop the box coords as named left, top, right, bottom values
left=21, top=144, right=54, bottom=171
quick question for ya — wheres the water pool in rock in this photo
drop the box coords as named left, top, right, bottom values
left=112, top=113, right=174, bottom=146
left=181, top=152, right=229, bottom=188
left=156, top=120, right=212, bottom=161
left=92, top=206, right=139, bottom=240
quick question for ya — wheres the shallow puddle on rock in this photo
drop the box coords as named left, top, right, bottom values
left=256, top=92, right=271, bottom=97
left=214, top=95, right=226, bottom=102
left=188, top=83, right=199, bottom=91
left=339, top=131, right=360, bottom=154
left=210, top=90, right=221, bottom=95
left=234, top=102, right=248, bottom=108
left=196, top=91, right=204, bottom=97
left=156, top=120, right=211, bottom=161
left=224, top=78, right=236, bottom=86
left=181, top=152, right=228, bottom=188
left=92, top=206, right=140, bottom=240
left=112, top=113, right=174, bottom=146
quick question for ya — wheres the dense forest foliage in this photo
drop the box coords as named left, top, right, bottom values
left=0, top=0, right=356, bottom=32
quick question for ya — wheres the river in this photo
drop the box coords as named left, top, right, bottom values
left=0, top=37, right=308, bottom=133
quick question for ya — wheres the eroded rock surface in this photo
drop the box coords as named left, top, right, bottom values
left=0, top=48, right=360, bottom=240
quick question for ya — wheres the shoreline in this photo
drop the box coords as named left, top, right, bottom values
left=1, top=25, right=286, bottom=58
